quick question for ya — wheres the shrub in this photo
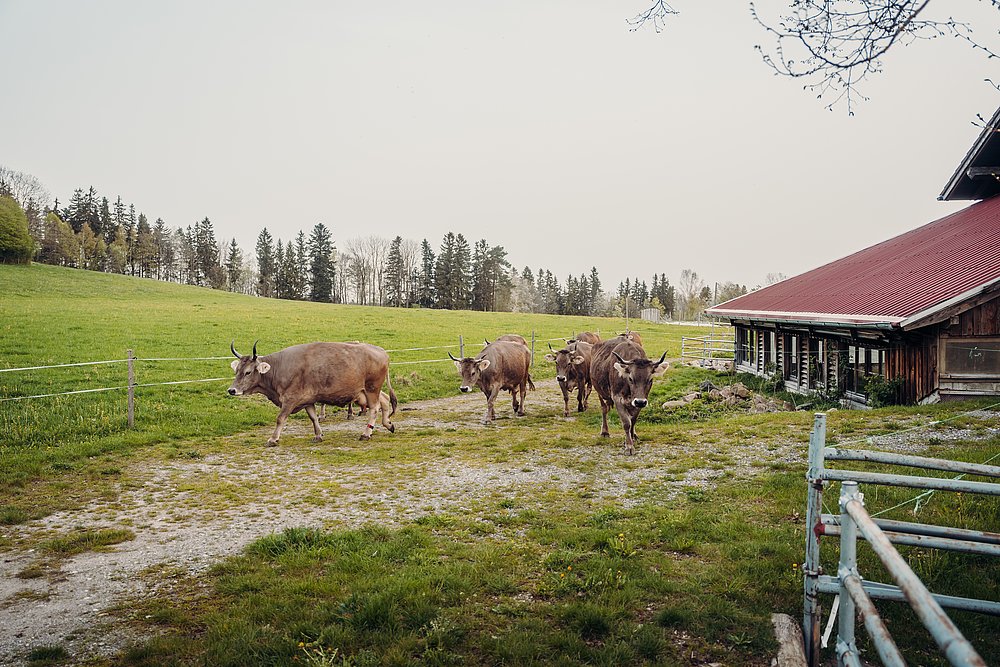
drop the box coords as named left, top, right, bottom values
left=0, top=196, right=35, bottom=264
left=864, top=375, right=905, bottom=407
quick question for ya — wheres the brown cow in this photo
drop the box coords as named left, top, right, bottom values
left=571, top=331, right=601, bottom=345
left=616, top=330, right=643, bottom=345
left=589, top=337, right=666, bottom=455
left=544, top=340, right=593, bottom=416
left=318, top=391, right=393, bottom=427
left=228, top=341, right=397, bottom=445
left=485, top=334, right=528, bottom=347
left=450, top=341, right=534, bottom=424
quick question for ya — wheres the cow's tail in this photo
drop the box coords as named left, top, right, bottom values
left=527, top=374, right=536, bottom=391
left=385, top=370, right=398, bottom=417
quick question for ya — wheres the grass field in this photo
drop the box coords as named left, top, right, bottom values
left=2, top=263, right=999, bottom=666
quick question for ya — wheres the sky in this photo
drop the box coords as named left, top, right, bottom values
left=2, top=0, right=998, bottom=290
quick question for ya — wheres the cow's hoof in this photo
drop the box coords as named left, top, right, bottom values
left=578, top=405, right=585, bottom=412
left=386, top=424, right=395, bottom=433
left=600, top=432, right=610, bottom=438
left=266, top=439, right=278, bottom=447
left=359, top=433, right=371, bottom=441
left=516, top=411, right=525, bottom=417
left=312, top=436, right=323, bottom=443
left=563, top=412, right=570, bottom=418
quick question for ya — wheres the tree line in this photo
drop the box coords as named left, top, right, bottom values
left=1, top=166, right=751, bottom=318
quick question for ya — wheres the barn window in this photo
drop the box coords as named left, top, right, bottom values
left=736, top=328, right=749, bottom=366
left=763, top=331, right=775, bottom=371
left=942, top=338, right=1000, bottom=376
left=809, top=338, right=825, bottom=388
left=784, top=335, right=799, bottom=381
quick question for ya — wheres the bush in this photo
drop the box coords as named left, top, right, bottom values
left=0, top=196, right=35, bottom=264
left=864, top=375, right=905, bottom=407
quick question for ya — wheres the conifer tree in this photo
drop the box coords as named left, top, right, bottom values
left=256, top=228, right=275, bottom=297
left=225, top=238, right=243, bottom=291
left=308, top=223, right=334, bottom=303
left=418, top=239, right=436, bottom=308
left=385, top=235, right=404, bottom=307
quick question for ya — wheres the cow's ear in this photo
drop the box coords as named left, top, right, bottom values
left=257, top=361, right=272, bottom=374
left=613, top=362, right=629, bottom=377
left=477, top=359, right=491, bottom=371
left=571, top=355, right=585, bottom=365
left=653, top=362, right=670, bottom=376
left=544, top=353, right=556, bottom=362
left=230, top=360, right=240, bottom=371
left=453, top=361, right=462, bottom=372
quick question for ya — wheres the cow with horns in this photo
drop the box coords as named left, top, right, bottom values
left=228, top=340, right=397, bottom=445
left=589, top=337, right=666, bottom=455
left=450, top=340, right=534, bottom=424
left=545, top=340, right=594, bottom=417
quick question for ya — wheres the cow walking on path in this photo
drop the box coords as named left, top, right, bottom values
left=450, top=340, right=534, bottom=424
left=545, top=340, right=594, bottom=417
left=228, top=341, right=397, bottom=445
left=589, top=337, right=666, bottom=455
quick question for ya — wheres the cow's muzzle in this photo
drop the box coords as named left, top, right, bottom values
left=228, top=388, right=241, bottom=396
left=460, top=386, right=471, bottom=393
left=556, top=375, right=567, bottom=382
left=631, top=398, right=648, bottom=408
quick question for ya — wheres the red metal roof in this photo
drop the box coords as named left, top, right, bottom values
left=707, top=196, right=1000, bottom=327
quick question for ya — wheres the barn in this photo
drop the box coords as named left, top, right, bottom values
left=706, top=109, right=1000, bottom=406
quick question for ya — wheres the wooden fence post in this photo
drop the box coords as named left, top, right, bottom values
left=459, top=335, right=464, bottom=358
left=531, top=330, right=535, bottom=366
left=127, top=349, right=135, bottom=429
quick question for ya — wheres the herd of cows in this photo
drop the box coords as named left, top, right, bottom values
left=227, top=331, right=667, bottom=455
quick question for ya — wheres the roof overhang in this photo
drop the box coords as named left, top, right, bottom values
left=940, top=106, right=1000, bottom=201
left=898, top=276, right=1000, bottom=330
left=704, top=308, right=902, bottom=329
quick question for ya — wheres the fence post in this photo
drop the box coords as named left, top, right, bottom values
left=459, top=335, right=464, bottom=358
left=531, top=330, right=535, bottom=366
left=127, top=349, right=135, bottom=429
left=803, top=412, right=826, bottom=666
left=837, top=481, right=860, bottom=665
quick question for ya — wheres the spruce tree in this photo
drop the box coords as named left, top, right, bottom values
left=225, top=238, right=243, bottom=291
left=256, top=228, right=275, bottom=297
left=308, top=223, right=334, bottom=302
left=418, top=239, right=436, bottom=307
left=434, top=232, right=457, bottom=309
left=294, top=231, right=309, bottom=299
left=385, top=235, right=404, bottom=307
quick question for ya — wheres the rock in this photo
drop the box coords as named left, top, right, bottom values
left=733, top=383, right=751, bottom=399
left=661, top=400, right=688, bottom=409
left=707, top=389, right=723, bottom=401
left=699, top=380, right=719, bottom=392
left=720, top=388, right=733, bottom=399
left=682, top=392, right=701, bottom=402
left=723, top=396, right=742, bottom=407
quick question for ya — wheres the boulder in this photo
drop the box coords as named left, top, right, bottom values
left=661, top=399, right=688, bottom=409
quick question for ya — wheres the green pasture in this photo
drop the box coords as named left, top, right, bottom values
left=0, top=263, right=714, bottom=510
left=2, top=263, right=999, bottom=666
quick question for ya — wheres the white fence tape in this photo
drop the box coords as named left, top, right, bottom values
left=0, top=377, right=231, bottom=403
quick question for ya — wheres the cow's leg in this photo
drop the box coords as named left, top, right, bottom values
left=629, top=406, right=641, bottom=445
left=614, top=400, right=636, bottom=455
left=268, top=404, right=296, bottom=446
left=583, top=380, right=592, bottom=411
left=346, top=402, right=354, bottom=420
left=484, top=386, right=500, bottom=424
left=598, top=395, right=611, bottom=438
left=516, top=381, right=526, bottom=416
left=378, top=392, right=395, bottom=433
left=510, top=388, right=519, bottom=414
left=359, top=389, right=380, bottom=441
left=304, top=404, right=323, bottom=442
left=317, top=403, right=326, bottom=421
left=576, top=381, right=586, bottom=413
left=560, top=383, right=570, bottom=417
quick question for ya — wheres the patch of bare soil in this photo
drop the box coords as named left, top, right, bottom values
left=0, top=383, right=993, bottom=665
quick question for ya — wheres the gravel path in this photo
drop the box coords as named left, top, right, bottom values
left=1, top=384, right=995, bottom=665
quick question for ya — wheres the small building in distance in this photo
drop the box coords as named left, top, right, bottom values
left=706, top=109, right=1000, bottom=406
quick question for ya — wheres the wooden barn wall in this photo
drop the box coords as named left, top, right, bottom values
left=950, top=295, right=1000, bottom=337
left=888, top=335, right=937, bottom=404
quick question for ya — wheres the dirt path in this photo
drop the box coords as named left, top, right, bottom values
left=1, top=382, right=990, bottom=665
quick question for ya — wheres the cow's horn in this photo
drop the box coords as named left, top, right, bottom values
left=654, top=351, right=667, bottom=365
left=484, top=339, right=490, bottom=345
left=448, top=351, right=459, bottom=362
left=252, top=340, right=259, bottom=359
left=230, top=340, right=241, bottom=359
left=548, top=343, right=555, bottom=352
left=613, top=351, right=630, bottom=365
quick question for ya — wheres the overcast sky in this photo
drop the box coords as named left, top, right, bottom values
left=2, top=1, right=998, bottom=290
